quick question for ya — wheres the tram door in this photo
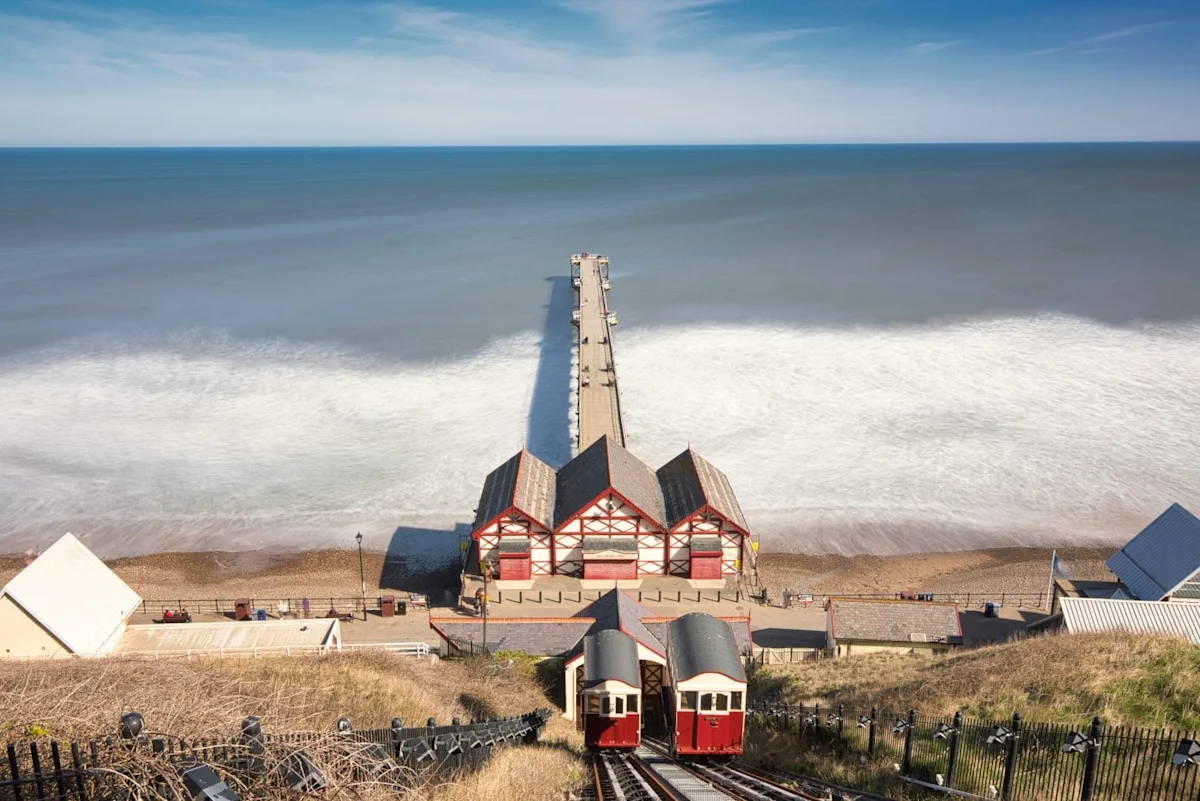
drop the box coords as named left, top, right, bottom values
left=640, top=662, right=664, bottom=737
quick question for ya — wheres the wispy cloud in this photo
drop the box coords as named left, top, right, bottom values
left=1028, top=21, right=1172, bottom=56
left=910, top=40, right=963, bottom=54
left=739, top=27, right=841, bottom=46
left=555, top=0, right=725, bottom=42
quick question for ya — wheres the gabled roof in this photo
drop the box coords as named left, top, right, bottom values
left=428, top=617, right=595, bottom=656
left=554, top=436, right=665, bottom=530
left=656, top=449, right=750, bottom=534
left=472, top=449, right=557, bottom=535
left=828, top=599, right=962, bottom=645
left=666, top=613, right=747, bottom=683
left=1107, top=504, right=1200, bottom=601
left=583, top=629, right=642, bottom=688
left=0, top=533, right=141, bottom=655
left=1058, top=598, right=1200, bottom=644
left=567, top=590, right=665, bottom=659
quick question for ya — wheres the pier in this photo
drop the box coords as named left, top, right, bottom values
left=571, top=253, right=625, bottom=453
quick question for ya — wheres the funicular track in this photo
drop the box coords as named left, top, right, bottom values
left=589, top=740, right=895, bottom=801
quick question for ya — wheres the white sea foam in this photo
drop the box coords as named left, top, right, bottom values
left=2, top=317, right=1199, bottom=557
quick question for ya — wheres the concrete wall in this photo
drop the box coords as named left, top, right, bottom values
left=0, top=595, right=71, bottom=658
left=836, top=639, right=954, bottom=657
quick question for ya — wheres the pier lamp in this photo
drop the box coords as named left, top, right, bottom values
left=1173, top=739, right=1200, bottom=767
left=355, top=532, right=366, bottom=621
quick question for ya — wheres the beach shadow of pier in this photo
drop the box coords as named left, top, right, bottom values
left=380, top=523, right=471, bottom=607
left=525, top=276, right=574, bottom=467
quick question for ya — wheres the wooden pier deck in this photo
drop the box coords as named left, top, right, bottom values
left=572, top=254, right=626, bottom=453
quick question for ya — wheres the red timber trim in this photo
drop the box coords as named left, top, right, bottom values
left=667, top=503, right=750, bottom=539
left=471, top=449, right=555, bottom=539
left=554, top=487, right=666, bottom=535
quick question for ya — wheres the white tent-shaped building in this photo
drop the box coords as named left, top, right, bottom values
left=0, top=533, right=142, bottom=658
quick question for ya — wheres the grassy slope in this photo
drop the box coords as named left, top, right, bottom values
left=754, top=632, right=1200, bottom=729
left=0, top=653, right=584, bottom=801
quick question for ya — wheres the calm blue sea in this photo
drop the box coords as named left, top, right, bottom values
left=2, top=145, right=1199, bottom=556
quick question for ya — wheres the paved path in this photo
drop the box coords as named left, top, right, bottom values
left=575, top=255, right=625, bottom=451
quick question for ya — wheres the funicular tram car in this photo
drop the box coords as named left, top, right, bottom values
left=581, top=629, right=642, bottom=751
left=663, top=613, right=747, bottom=760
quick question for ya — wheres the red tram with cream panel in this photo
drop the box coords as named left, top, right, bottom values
left=663, top=613, right=747, bottom=760
left=581, top=629, right=642, bottom=751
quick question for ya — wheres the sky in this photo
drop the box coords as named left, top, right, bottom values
left=0, top=0, right=1197, bottom=145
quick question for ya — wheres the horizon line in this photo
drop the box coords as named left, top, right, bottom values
left=2, top=140, right=1198, bottom=150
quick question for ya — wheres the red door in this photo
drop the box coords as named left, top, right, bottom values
left=690, top=554, right=722, bottom=579
left=500, top=554, right=531, bottom=580
left=584, top=560, right=637, bottom=580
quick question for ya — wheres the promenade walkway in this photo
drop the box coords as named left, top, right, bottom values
left=573, top=254, right=625, bottom=453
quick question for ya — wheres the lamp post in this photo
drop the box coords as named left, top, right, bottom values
left=356, top=532, right=366, bottom=621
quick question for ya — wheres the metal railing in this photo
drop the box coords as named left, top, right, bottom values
left=135, top=595, right=427, bottom=618
left=489, top=587, right=747, bottom=604
left=2, top=709, right=554, bottom=801
left=2, top=642, right=432, bottom=663
left=750, top=703, right=1200, bottom=801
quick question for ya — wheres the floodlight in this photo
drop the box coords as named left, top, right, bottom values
left=891, top=719, right=910, bottom=736
left=180, top=765, right=240, bottom=801
left=933, top=723, right=956, bottom=741
left=119, top=712, right=146, bottom=742
left=335, top=717, right=352, bottom=734
left=403, top=739, right=436, bottom=763
left=802, top=711, right=817, bottom=726
left=827, top=713, right=843, bottom=725
left=856, top=715, right=872, bottom=729
left=279, top=752, right=326, bottom=793
left=461, top=733, right=483, bottom=750
left=1062, top=731, right=1099, bottom=754
left=987, top=726, right=1014, bottom=746
left=1173, top=739, right=1200, bottom=767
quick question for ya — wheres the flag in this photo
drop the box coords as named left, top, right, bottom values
left=1051, top=551, right=1072, bottom=579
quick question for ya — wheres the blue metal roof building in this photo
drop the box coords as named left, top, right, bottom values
left=1107, top=503, right=1200, bottom=601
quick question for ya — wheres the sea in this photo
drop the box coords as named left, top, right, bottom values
left=2, top=144, right=1199, bottom=559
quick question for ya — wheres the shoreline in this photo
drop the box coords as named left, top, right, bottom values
left=0, top=544, right=1118, bottom=601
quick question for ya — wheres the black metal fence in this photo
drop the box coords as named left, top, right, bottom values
left=750, top=703, right=1200, bottom=800
left=2, top=709, right=554, bottom=801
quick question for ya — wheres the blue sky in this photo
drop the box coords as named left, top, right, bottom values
left=0, top=0, right=1197, bottom=145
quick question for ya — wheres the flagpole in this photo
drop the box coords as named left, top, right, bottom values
left=1047, top=549, right=1057, bottom=613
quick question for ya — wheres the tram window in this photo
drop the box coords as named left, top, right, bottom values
left=700, top=693, right=714, bottom=712
left=627, top=695, right=639, bottom=713
left=587, top=695, right=600, bottom=714
left=615, top=697, right=624, bottom=715
left=601, top=697, right=612, bottom=715
left=680, top=692, right=697, bottom=711
left=715, top=694, right=729, bottom=712
left=731, top=692, right=743, bottom=711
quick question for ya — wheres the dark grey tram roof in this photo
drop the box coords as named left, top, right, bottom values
left=554, top=435, right=666, bottom=529
left=1107, top=503, right=1200, bottom=601
left=472, top=449, right=557, bottom=534
left=656, top=449, right=750, bottom=533
left=583, top=629, right=642, bottom=689
left=666, top=613, right=747, bottom=684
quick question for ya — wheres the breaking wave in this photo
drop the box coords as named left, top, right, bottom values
left=2, top=316, right=1199, bottom=556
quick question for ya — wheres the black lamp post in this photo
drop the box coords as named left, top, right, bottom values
left=356, top=532, right=366, bottom=621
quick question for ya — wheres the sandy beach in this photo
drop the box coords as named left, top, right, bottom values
left=0, top=544, right=1118, bottom=603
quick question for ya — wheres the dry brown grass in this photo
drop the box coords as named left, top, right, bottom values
left=0, top=652, right=584, bottom=801
left=755, top=632, right=1200, bottom=729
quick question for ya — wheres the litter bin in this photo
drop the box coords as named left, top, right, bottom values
left=984, top=601, right=998, bottom=618
left=380, top=595, right=396, bottom=618
left=256, top=608, right=267, bottom=621
left=235, top=598, right=251, bottom=621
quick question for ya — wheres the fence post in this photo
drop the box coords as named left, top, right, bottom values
left=946, top=710, right=963, bottom=788
left=901, top=709, right=916, bottom=775
left=7, top=743, right=24, bottom=801
left=1001, top=712, right=1022, bottom=801
left=837, top=705, right=845, bottom=742
left=1080, top=717, right=1104, bottom=801
left=868, top=707, right=877, bottom=757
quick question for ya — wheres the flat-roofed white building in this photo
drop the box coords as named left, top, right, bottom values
left=0, top=533, right=141, bottom=659
left=116, top=619, right=342, bottom=657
